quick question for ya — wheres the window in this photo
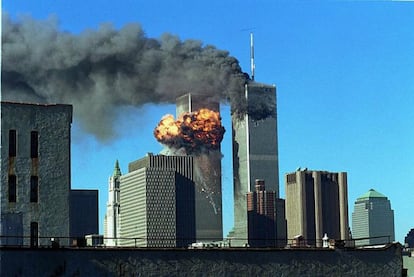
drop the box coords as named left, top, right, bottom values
left=9, top=130, right=17, bottom=157
left=30, top=131, right=38, bottom=158
left=30, top=222, right=39, bottom=248
left=8, top=175, right=17, bottom=202
left=30, top=176, right=38, bottom=203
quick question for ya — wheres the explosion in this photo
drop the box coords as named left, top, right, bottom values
left=154, top=108, right=225, bottom=154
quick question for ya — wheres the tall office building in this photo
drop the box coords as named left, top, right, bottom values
left=285, top=169, right=349, bottom=247
left=175, top=93, right=222, bottom=241
left=104, top=160, right=122, bottom=246
left=119, top=154, right=196, bottom=247
left=231, top=81, right=280, bottom=246
left=247, top=179, right=286, bottom=247
left=352, top=189, right=395, bottom=246
left=0, top=102, right=72, bottom=247
left=70, top=189, right=99, bottom=243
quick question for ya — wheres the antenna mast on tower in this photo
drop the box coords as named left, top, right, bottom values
left=250, top=32, right=255, bottom=81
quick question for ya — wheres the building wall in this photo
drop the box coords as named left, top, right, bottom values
left=285, top=170, right=349, bottom=246
left=119, top=155, right=196, bottom=247
left=247, top=181, right=277, bottom=247
left=69, top=190, right=98, bottom=240
left=0, top=102, right=72, bottom=246
left=352, top=193, right=395, bottom=246
left=104, top=163, right=121, bottom=246
left=119, top=168, right=149, bottom=247
left=0, top=244, right=403, bottom=276
left=232, top=82, right=279, bottom=246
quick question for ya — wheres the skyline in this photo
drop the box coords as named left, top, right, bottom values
left=2, top=1, right=414, bottom=243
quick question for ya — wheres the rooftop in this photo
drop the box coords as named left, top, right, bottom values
left=357, top=189, right=387, bottom=200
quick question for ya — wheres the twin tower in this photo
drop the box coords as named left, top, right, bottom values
left=104, top=80, right=284, bottom=247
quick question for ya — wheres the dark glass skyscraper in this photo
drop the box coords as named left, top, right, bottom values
left=231, top=82, right=280, bottom=246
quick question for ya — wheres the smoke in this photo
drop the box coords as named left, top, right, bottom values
left=2, top=13, right=248, bottom=139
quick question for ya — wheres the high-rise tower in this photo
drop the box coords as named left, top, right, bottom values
left=176, top=93, right=223, bottom=242
left=352, top=189, right=395, bottom=246
left=231, top=81, right=279, bottom=246
left=285, top=169, right=349, bottom=246
left=119, top=154, right=196, bottom=247
left=104, top=160, right=122, bottom=246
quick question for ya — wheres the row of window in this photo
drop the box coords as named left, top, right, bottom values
left=9, top=130, right=39, bottom=158
left=8, top=175, right=39, bottom=203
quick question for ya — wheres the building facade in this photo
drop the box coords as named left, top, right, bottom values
left=0, top=102, right=72, bottom=246
left=285, top=170, right=349, bottom=247
left=405, top=228, right=414, bottom=248
left=247, top=179, right=286, bottom=247
left=352, top=189, right=395, bottom=246
left=104, top=160, right=122, bottom=246
left=119, top=154, right=196, bottom=247
left=231, top=81, right=280, bottom=246
left=69, top=189, right=99, bottom=244
left=176, top=93, right=222, bottom=242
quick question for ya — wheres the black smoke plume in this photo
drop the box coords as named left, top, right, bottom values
left=2, top=14, right=274, bottom=139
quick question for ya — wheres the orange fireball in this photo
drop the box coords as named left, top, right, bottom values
left=154, top=108, right=225, bottom=154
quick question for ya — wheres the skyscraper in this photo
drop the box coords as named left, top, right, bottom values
left=104, top=160, right=122, bottom=246
left=352, top=189, right=395, bottom=246
left=231, top=81, right=280, bottom=246
left=70, top=189, right=99, bottom=244
left=118, top=154, right=196, bottom=247
left=0, top=102, right=72, bottom=247
left=247, top=179, right=286, bottom=247
left=175, top=93, right=223, bottom=242
left=285, top=169, right=349, bottom=247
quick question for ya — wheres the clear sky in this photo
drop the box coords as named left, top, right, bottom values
left=3, top=0, right=414, bottom=243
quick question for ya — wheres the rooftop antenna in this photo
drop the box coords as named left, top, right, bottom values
left=250, top=32, right=255, bottom=81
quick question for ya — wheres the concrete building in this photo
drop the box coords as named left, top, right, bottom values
left=231, top=81, right=280, bottom=246
left=176, top=93, right=222, bottom=242
left=69, top=189, right=99, bottom=244
left=285, top=169, right=349, bottom=246
left=352, top=189, right=395, bottom=246
left=119, top=154, right=196, bottom=247
left=104, top=160, right=122, bottom=246
left=0, top=102, right=72, bottom=246
left=247, top=179, right=286, bottom=247
left=405, top=228, right=414, bottom=249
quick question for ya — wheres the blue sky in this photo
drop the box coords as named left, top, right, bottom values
left=3, top=0, right=414, bottom=243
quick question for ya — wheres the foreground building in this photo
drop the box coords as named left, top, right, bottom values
left=119, top=154, right=196, bottom=247
left=285, top=169, right=349, bottom=246
left=0, top=102, right=72, bottom=246
left=352, top=189, right=395, bottom=246
left=231, top=81, right=281, bottom=246
left=405, top=228, right=414, bottom=248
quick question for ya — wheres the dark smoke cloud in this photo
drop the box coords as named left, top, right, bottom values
left=2, top=13, right=249, bottom=139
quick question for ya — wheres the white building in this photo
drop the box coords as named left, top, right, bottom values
left=104, top=160, right=122, bottom=246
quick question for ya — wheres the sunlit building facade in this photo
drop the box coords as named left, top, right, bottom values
left=352, top=189, right=395, bottom=246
